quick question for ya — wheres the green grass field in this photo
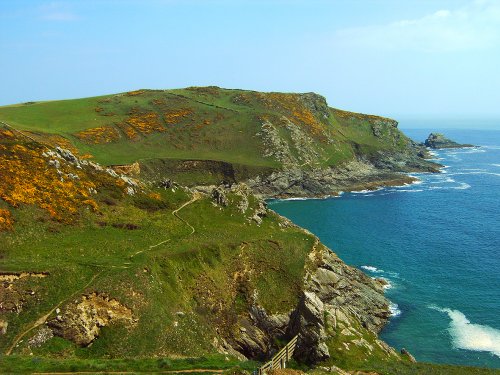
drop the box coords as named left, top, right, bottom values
left=0, top=87, right=411, bottom=171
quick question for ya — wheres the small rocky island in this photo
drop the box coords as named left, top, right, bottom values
left=424, top=133, right=474, bottom=149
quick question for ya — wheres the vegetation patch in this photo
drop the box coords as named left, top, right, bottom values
left=75, top=126, right=120, bottom=144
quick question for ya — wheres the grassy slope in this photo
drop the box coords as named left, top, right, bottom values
left=1, top=193, right=313, bottom=358
left=0, top=87, right=409, bottom=170
left=0, top=91, right=493, bottom=374
left=0, top=127, right=313, bottom=363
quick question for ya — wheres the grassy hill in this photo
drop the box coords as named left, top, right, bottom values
left=0, top=89, right=493, bottom=374
left=0, top=87, right=436, bottom=195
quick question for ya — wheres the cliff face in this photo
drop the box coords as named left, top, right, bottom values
left=209, top=210, right=395, bottom=364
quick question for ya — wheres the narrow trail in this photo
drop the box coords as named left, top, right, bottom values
left=130, top=191, right=202, bottom=259
left=4, top=190, right=201, bottom=355
left=172, top=192, right=202, bottom=236
left=5, top=271, right=103, bottom=355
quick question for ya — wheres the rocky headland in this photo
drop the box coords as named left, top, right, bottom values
left=424, top=133, right=474, bottom=149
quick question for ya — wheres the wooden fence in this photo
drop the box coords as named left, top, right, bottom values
left=258, top=335, right=299, bottom=375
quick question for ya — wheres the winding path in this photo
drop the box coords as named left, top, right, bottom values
left=171, top=192, right=202, bottom=236
left=5, top=192, right=203, bottom=355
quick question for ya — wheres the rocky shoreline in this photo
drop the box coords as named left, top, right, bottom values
left=246, top=157, right=439, bottom=200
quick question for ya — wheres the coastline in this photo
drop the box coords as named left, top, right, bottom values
left=265, top=172, right=423, bottom=201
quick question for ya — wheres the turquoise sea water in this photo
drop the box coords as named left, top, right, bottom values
left=269, top=128, right=500, bottom=368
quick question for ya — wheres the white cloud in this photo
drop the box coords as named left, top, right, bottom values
left=334, top=0, right=500, bottom=52
left=40, top=2, right=78, bottom=22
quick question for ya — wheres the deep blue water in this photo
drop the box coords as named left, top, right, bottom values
left=269, top=128, right=500, bottom=368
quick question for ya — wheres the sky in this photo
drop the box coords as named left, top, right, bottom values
left=1, top=0, right=500, bottom=128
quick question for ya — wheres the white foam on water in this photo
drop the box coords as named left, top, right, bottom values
left=386, top=271, right=401, bottom=279
left=491, top=164, right=500, bottom=167
left=389, top=302, right=402, bottom=317
left=381, top=277, right=393, bottom=290
left=453, top=182, right=471, bottom=190
left=463, top=148, right=486, bottom=154
left=429, top=306, right=500, bottom=357
left=449, top=172, right=500, bottom=178
left=395, top=189, right=424, bottom=193
left=351, top=187, right=384, bottom=194
left=361, top=265, right=382, bottom=273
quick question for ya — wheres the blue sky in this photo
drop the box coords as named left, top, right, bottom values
left=1, top=0, right=500, bottom=128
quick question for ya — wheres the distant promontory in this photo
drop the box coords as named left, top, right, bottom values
left=424, top=133, right=474, bottom=149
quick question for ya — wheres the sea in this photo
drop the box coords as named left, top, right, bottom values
left=268, top=127, right=500, bottom=369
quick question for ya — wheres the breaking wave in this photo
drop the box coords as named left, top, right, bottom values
left=389, top=302, right=402, bottom=317
left=361, top=265, right=382, bottom=273
left=429, top=306, right=500, bottom=357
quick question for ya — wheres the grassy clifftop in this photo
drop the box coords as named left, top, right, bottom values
left=0, top=87, right=438, bottom=198
left=0, top=87, right=426, bottom=168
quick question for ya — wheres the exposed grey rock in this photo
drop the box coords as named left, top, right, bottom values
left=47, top=293, right=134, bottom=346
left=55, top=147, right=80, bottom=167
left=251, top=202, right=267, bottom=225
left=159, top=178, right=174, bottom=189
left=28, top=326, right=54, bottom=348
left=424, top=133, right=474, bottom=149
left=106, top=168, right=119, bottom=178
left=48, top=159, right=60, bottom=169
left=257, top=119, right=296, bottom=167
left=401, top=347, right=417, bottom=362
left=231, top=183, right=251, bottom=213
left=211, top=186, right=228, bottom=206
left=223, top=237, right=395, bottom=364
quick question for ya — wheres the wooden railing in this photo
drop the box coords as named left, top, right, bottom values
left=258, top=335, right=299, bottom=375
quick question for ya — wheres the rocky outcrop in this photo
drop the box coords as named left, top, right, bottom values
left=48, top=293, right=134, bottom=346
left=287, top=242, right=394, bottom=363
left=401, top=347, right=417, bottom=363
left=299, top=93, right=331, bottom=120
left=424, top=133, right=474, bottom=149
left=222, top=239, right=396, bottom=364
left=247, top=157, right=438, bottom=199
left=205, top=183, right=268, bottom=224
left=111, top=162, right=141, bottom=176
left=211, top=186, right=229, bottom=206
